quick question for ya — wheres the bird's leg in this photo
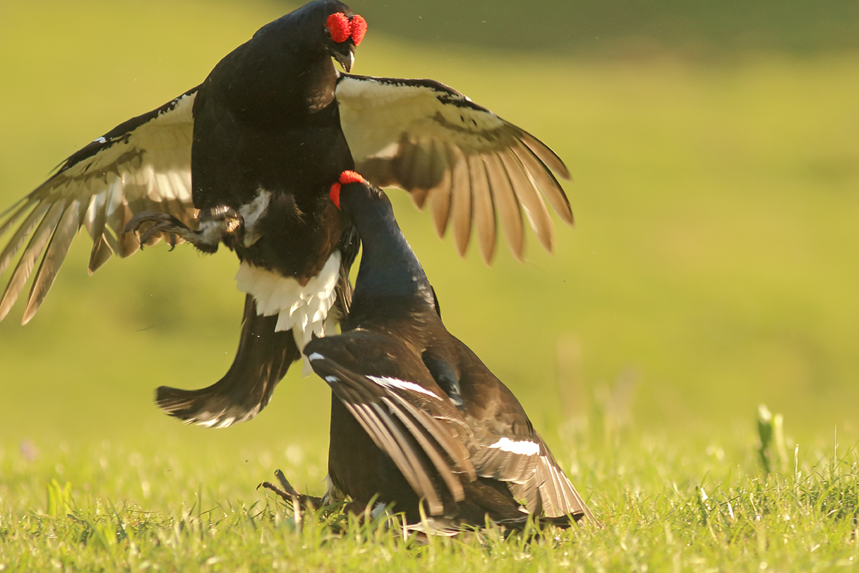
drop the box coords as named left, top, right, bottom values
left=258, top=469, right=323, bottom=510
left=126, top=206, right=242, bottom=254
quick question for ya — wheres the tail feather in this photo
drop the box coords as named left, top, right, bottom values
left=156, top=294, right=299, bottom=427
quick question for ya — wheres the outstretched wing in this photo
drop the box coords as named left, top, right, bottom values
left=305, top=335, right=476, bottom=516
left=0, top=88, right=200, bottom=324
left=336, top=74, right=573, bottom=263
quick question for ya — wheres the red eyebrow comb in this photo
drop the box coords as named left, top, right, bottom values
left=350, top=15, right=367, bottom=46
left=326, top=13, right=367, bottom=46
left=329, top=170, right=366, bottom=208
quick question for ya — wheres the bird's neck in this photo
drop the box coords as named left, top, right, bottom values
left=350, top=203, right=436, bottom=314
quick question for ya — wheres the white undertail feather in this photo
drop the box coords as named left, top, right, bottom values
left=197, top=415, right=236, bottom=429
left=234, top=251, right=341, bottom=374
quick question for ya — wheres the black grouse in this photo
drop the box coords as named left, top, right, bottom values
left=291, top=171, right=596, bottom=530
left=0, top=0, right=574, bottom=429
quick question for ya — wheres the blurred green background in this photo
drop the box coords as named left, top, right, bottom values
left=1, top=0, right=857, bottom=465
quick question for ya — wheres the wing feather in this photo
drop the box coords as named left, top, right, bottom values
left=88, top=237, right=113, bottom=275
left=340, top=395, right=434, bottom=505
left=382, top=395, right=465, bottom=503
left=84, top=189, right=108, bottom=239
left=498, top=150, right=553, bottom=252
left=370, top=401, right=444, bottom=514
left=385, top=391, right=475, bottom=480
left=337, top=74, right=572, bottom=261
left=468, top=154, right=496, bottom=264
left=307, top=348, right=480, bottom=514
left=23, top=200, right=85, bottom=323
left=483, top=153, right=524, bottom=261
left=510, top=142, right=573, bottom=225
left=446, top=146, right=472, bottom=256
left=0, top=198, right=32, bottom=239
left=427, top=142, right=452, bottom=238
left=338, top=381, right=444, bottom=514
left=393, top=138, right=421, bottom=190
left=519, top=129, right=570, bottom=180
left=0, top=203, right=51, bottom=277
left=0, top=202, right=66, bottom=321
left=0, top=88, right=199, bottom=323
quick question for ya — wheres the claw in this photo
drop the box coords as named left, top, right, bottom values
left=258, top=469, right=324, bottom=510
left=274, top=469, right=301, bottom=496
left=125, top=210, right=223, bottom=254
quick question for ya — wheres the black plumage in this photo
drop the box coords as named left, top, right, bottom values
left=0, top=1, right=574, bottom=429
left=301, top=172, right=596, bottom=530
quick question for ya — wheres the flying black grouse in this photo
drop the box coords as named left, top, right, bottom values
left=0, top=0, right=574, bottom=428
left=286, top=171, right=595, bottom=530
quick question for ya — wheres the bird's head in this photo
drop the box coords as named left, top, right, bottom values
left=329, top=170, right=387, bottom=213
left=329, top=171, right=434, bottom=306
left=323, top=8, right=367, bottom=73
left=253, top=1, right=366, bottom=74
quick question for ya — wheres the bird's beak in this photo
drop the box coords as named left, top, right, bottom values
left=331, top=44, right=355, bottom=73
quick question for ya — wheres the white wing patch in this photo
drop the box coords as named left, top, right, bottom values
left=337, top=76, right=505, bottom=168
left=487, top=437, right=540, bottom=456
left=234, top=251, right=341, bottom=373
left=0, top=90, right=198, bottom=324
left=366, top=375, right=441, bottom=401
left=81, top=92, right=195, bottom=208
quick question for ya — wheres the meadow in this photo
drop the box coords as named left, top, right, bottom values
left=1, top=0, right=858, bottom=570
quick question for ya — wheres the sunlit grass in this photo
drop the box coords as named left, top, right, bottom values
left=1, top=413, right=857, bottom=571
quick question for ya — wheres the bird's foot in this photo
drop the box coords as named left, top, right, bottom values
left=257, top=469, right=323, bottom=510
left=125, top=211, right=205, bottom=251
left=126, top=207, right=241, bottom=254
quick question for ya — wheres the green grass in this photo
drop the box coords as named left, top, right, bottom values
left=1, top=0, right=859, bottom=569
left=2, top=418, right=858, bottom=571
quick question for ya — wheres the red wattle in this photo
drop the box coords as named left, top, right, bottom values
left=350, top=15, right=367, bottom=46
left=326, top=13, right=351, bottom=43
left=330, top=182, right=342, bottom=209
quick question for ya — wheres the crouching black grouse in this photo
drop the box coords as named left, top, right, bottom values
left=0, top=0, right=574, bottom=429
left=286, top=171, right=596, bottom=530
